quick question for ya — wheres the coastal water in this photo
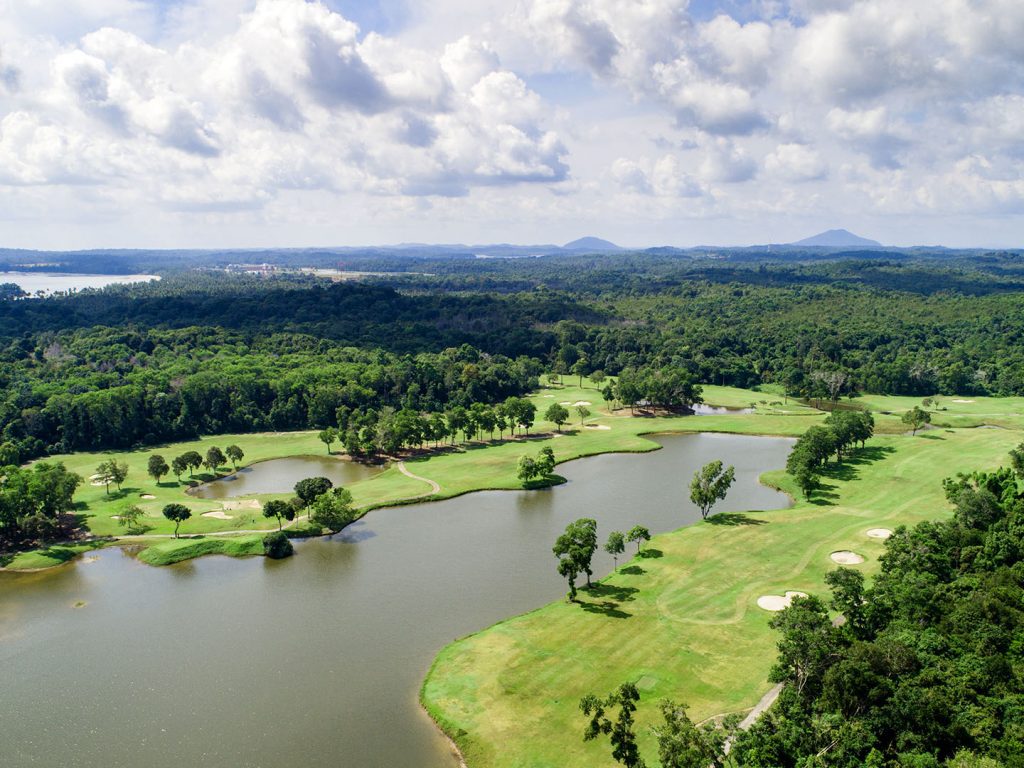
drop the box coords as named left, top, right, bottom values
left=0, top=433, right=792, bottom=768
left=0, top=272, right=159, bottom=295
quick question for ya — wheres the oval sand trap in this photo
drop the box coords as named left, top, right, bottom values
left=202, top=510, right=234, bottom=520
left=584, top=424, right=611, bottom=430
left=830, top=550, right=865, bottom=565
left=866, top=528, right=893, bottom=539
left=572, top=400, right=592, bottom=406
left=140, top=494, right=156, bottom=500
left=757, top=591, right=808, bottom=611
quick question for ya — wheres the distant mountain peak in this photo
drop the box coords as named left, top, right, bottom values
left=792, top=229, right=882, bottom=247
left=562, top=236, right=622, bottom=251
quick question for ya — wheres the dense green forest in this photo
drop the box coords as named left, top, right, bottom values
left=4, top=250, right=1024, bottom=461
left=733, top=451, right=1024, bottom=767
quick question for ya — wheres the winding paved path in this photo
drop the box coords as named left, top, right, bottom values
left=397, top=461, right=441, bottom=496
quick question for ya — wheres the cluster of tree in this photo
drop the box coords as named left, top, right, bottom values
left=0, top=322, right=541, bottom=462
left=335, top=397, right=538, bottom=458
left=608, top=367, right=703, bottom=413
left=0, top=462, right=81, bottom=546
left=264, top=476, right=356, bottom=534
left=785, top=411, right=875, bottom=498
left=517, top=446, right=557, bottom=486
left=580, top=681, right=736, bottom=768
left=732, top=447, right=1024, bottom=767
left=554, top=518, right=651, bottom=601
left=161, top=445, right=244, bottom=482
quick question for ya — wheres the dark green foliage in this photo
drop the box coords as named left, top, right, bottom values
left=204, top=446, right=226, bottom=473
left=545, top=403, right=570, bottom=431
left=554, top=518, right=598, bottom=600
left=652, top=700, right=733, bottom=768
left=580, top=682, right=646, bottom=768
left=627, top=525, right=651, bottom=552
left=689, top=460, right=736, bottom=519
left=147, top=454, right=168, bottom=484
left=903, top=406, right=932, bottom=434
left=0, top=462, right=81, bottom=545
left=161, top=503, right=191, bottom=538
left=734, top=450, right=1024, bottom=768
left=262, top=530, right=294, bottom=559
left=294, top=476, right=333, bottom=507
left=309, top=488, right=355, bottom=533
left=605, top=530, right=625, bottom=570
left=262, top=499, right=294, bottom=531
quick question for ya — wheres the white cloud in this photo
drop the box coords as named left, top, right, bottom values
left=765, top=143, right=827, bottom=182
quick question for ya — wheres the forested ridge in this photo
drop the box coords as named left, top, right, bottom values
left=4, top=254, right=1024, bottom=462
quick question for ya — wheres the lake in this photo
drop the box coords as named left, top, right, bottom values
left=0, top=272, right=159, bottom=295
left=0, top=433, right=793, bottom=768
left=189, top=455, right=383, bottom=499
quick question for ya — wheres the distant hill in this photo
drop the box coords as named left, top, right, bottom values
left=792, top=229, right=882, bottom=247
left=562, top=237, right=622, bottom=251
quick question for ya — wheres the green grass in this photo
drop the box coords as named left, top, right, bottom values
left=421, top=422, right=1021, bottom=768
left=136, top=534, right=266, bottom=566
left=9, top=380, right=1007, bottom=572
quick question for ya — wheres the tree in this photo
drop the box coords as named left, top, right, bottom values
left=162, top=503, right=191, bottom=538
left=602, top=384, right=617, bottom=411
left=572, top=359, right=588, bottom=388
left=181, top=451, right=203, bottom=477
left=652, top=700, right=731, bottom=768
left=576, top=404, right=591, bottom=425
left=605, top=530, right=625, bottom=571
left=768, top=594, right=841, bottom=698
left=545, top=403, right=570, bottom=432
left=310, top=488, right=355, bottom=533
left=263, top=530, right=294, bottom=559
left=147, top=454, right=169, bottom=485
left=825, top=567, right=868, bottom=639
left=204, top=446, right=226, bottom=473
left=518, top=447, right=556, bottom=486
left=294, top=476, right=334, bottom=512
left=580, top=682, right=646, bottom=768
left=554, top=517, right=598, bottom=599
left=263, top=499, right=295, bottom=531
left=794, top=464, right=820, bottom=500
left=902, top=406, right=931, bottom=435
left=318, top=427, right=338, bottom=454
left=171, top=455, right=188, bottom=482
left=689, top=460, right=736, bottom=519
left=95, top=459, right=128, bottom=495
left=118, top=504, right=145, bottom=532
left=225, top=444, right=244, bottom=468
left=591, top=370, right=606, bottom=387
left=627, top=525, right=651, bottom=553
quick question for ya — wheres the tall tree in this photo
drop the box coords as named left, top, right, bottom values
left=579, top=682, right=646, bottom=768
left=294, top=476, right=334, bottom=510
left=262, top=499, right=295, bottom=531
left=545, top=403, right=570, bottom=432
left=318, top=427, right=338, bottom=454
left=171, top=455, right=188, bottom=482
left=204, top=446, right=226, bottom=473
left=147, top=454, right=169, bottom=485
left=162, top=503, right=191, bottom=538
left=554, top=517, right=598, bottom=600
left=225, top=444, right=244, bottom=468
left=689, top=460, right=736, bottom=519
left=902, top=405, right=931, bottom=435
left=605, top=530, right=625, bottom=571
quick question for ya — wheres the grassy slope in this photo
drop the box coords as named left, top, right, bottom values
left=421, top=421, right=1021, bottom=767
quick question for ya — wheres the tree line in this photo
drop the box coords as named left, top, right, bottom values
left=785, top=410, right=875, bottom=498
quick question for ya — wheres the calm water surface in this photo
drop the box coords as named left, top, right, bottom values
left=0, top=272, right=159, bottom=295
left=0, top=433, right=792, bottom=768
left=190, top=455, right=382, bottom=499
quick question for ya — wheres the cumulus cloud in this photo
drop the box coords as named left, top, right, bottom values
left=765, top=143, right=827, bottom=182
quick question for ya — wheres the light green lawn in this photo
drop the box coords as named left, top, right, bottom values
left=421, top=422, right=1021, bottom=768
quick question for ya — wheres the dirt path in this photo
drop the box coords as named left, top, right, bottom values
left=397, top=461, right=441, bottom=496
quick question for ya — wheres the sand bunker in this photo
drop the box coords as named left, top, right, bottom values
left=584, top=424, right=611, bottom=430
left=572, top=400, right=592, bottom=406
left=558, top=401, right=572, bottom=406
left=140, top=494, right=156, bottom=500
left=757, top=591, right=808, bottom=611
left=830, top=550, right=865, bottom=565
left=202, top=510, right=234, bottom=520
left=866, top=528, right=893, bottom=539
left=952, top=399, right=974, bottom=403
left=221, top=499, right=261, bottom=511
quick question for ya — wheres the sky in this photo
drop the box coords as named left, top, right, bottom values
left=1, top=0, right=1023, bottom=249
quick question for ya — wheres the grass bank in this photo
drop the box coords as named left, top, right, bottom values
left=421, top=421, right=1021, bottom=767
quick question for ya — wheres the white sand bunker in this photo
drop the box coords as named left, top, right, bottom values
left=88, top=475, right=107, bottom=486
left=559, top=401, right=572, bottom=405
left=572, top=400, right=592, bottom=406
left=542, top=394, right=554, bottom=398
left=831, top=550, right=865, bottom=565
left=202, top=510, right=234, bottom=520
left=584, top=424, right=611, bottom=430
left=221, top=499, right=261, bottom=511
left=866, top=528, right=893, bottom=539
left=757, top=591, right=808, bottom=611
left=139, top=494, right=156, bottom=500
left=952, top=399, right=974, bottom=403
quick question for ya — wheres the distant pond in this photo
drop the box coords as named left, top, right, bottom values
left=0, top=272, right=159, bottom=295
left=189, top=455, right=383, bottom=499
left=0, top=432, right=793, bottom=768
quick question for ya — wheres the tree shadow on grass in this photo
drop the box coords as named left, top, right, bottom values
left=578, top=583, right=639, bottom=619
left=619, top=565, right=646, bottom=575
left=809, top=483, right=841, bottom=506
left=916, top=433, right=945, bottom=440
left=579, top=601, right=632, bottom=619
left=706, top=512, right=767, bottom=526
left=638, top=548, right=663, bottom=559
